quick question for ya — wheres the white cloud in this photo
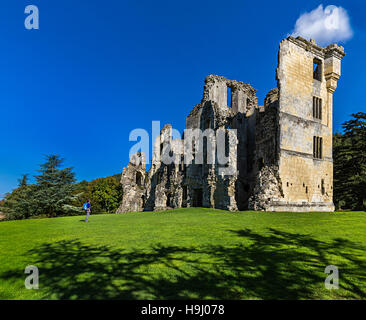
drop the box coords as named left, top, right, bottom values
left=291, top=5, right=353, bottom=46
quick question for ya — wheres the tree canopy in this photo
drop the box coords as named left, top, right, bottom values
left=334, top=112, right=366, bottom=210
left=4, top=155, right=81, bottom=220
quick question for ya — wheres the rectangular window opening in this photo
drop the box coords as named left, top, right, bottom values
left=227, top=87, right=232, bottom=108
left=313, top=136, right=323, bottom=159
left=313, top=58, right=322, bottom=81
left=319, top=99, right=322, bottom=120
left=183, top=186, right=188, bottom=201
left=313, top=97, right=322, bottom=120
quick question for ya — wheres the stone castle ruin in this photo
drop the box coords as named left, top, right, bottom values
left=117, top=36, right=345, bottom=213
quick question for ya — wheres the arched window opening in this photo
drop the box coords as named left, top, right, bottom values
left=136, top=172, right=143, bottom=186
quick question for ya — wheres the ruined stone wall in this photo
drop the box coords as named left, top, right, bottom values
left=144, top=124, right=184, bottom=211
left=117, top=37, right=345, bottom=213
left=254, top=88, right=279, bottom=168
left=116, top=153, right=146, bottom=213
left=184, top=75, right=258, bottom=211
left=248, top=88, right=283, bottom=210
left=185, top=97, right=238, bottom=211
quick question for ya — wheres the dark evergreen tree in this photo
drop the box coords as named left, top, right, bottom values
left=17, top=174, right=29, bottom=188
left=34, top=154, right=80, bottom=217
left=4, top=187, right=37, bottom=220
left=334, top=112, right=366, bottom=210
left=4, top=175, right=37, bottom=220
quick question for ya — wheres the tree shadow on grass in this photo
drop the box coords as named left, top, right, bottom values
left=1, top=228, right=365, bottom=299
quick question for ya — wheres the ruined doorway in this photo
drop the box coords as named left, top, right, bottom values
left=166, top=193, right=172, bottom=208
left=192, top=189, right=203, bottom=207
left=136, top=172, right=143, bottom=186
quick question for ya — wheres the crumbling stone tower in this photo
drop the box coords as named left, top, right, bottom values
left=249, top=37, right=345, bottom=211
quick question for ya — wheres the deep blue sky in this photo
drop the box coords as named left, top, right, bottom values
left=0, top=1, right=365, bottom=197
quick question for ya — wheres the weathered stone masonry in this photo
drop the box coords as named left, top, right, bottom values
left=116, top=36, right=345, bottom=213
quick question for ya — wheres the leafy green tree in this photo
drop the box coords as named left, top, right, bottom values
left=73, top=175, right=122, bottom=214
left=72, top=180, right=91, bottom=208
left=90, top=177, right=122, bottom=213
left=0, top=198, right=4, bottom=219
left=334, top=112, right=366, bottom=210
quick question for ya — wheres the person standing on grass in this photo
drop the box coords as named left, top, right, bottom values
left=83, top=199, right=91, bottom=222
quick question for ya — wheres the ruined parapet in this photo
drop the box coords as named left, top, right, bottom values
left=186, top=75, right=258, bottom=130
left=116, top=152, right=146, bottom=213
left=263, top=88, right=279, bottom=110
left=201, top=75, right=257, bottom=116
left=201, top=75, right=229, bottom=110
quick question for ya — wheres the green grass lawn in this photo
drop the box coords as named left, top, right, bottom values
left=0, top=208, right=365, bottom=300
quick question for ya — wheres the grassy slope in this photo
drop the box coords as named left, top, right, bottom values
left=0, top=208, right=365, bottom=300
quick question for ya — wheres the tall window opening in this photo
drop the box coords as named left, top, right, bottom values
left=227, top=87, right=232, bottom=108
left=192, top=189, right=203, bottom=207
left=313, top=97, right=322, bottom=120
left=183, top=186, right=188, bottom=202
left=166, top=193, right=171, bottom=207
left=313, top=136, right=323, bottom=159
left=313, top=58, right=322, bottom=81
left=157, top=173, right=161, bottom=184
left=180, top=157, right=185, bottom=172
left=136, top=172, right=143, bottom=186
left=258, top=157, right=264, bottom=170
left=206, top=119, right=211, bottom=129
